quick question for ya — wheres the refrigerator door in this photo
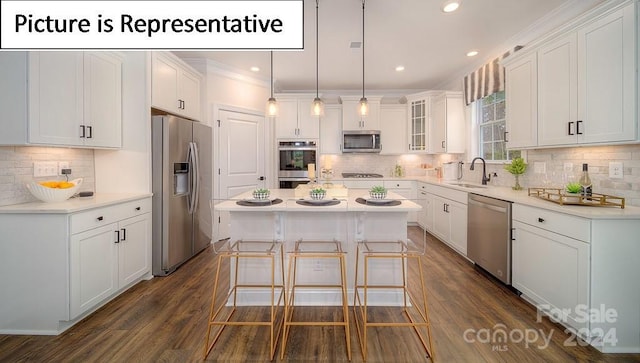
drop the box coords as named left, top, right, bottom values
left=193, top=122, right=212, bottom=253
left=152, top=115, right=194, bottom=275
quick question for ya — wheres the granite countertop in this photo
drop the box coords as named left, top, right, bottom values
left=0, top=193, right=153, bottom=214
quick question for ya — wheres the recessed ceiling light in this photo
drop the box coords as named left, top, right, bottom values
left=466, top=50, right=479, bottom=57
left=395, top=65, right=405, bottom=72
left=250, top=66, right=260, bottom=72
left=442, top=1, right=460, bottom=13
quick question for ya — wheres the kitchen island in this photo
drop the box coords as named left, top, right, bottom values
left=214, top=188, right=422, bottom=306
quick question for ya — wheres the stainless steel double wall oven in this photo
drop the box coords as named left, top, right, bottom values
left=278, top=140, right=316, bottom=189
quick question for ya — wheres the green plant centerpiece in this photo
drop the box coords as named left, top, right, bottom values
left=565, top=182, right=582, bottom=194
left=309, top=187, right=326, bottom=200
left=369, top=185, right=388, bottom=199
left=253, top=188, right=270, bottom=200
left=504, top=157, right=528, bottom=190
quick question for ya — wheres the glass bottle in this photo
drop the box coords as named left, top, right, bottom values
left=578, top=163, right=592, bottom=198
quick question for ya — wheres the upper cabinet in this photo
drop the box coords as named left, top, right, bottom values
left=0, top=51, right=123, bottom=148
left=504, top=52, right=538, bottom=148
left=379, top=104, right=407, bottom=154
left=274, top=96, right=320, bottom=140
left=505, top=1, right=637, bottom=148
left=406, top=92, right=430, bottom=152
left=151, top=52, right=203, bottom=121
left=341, top=96, right=382, bottom=130
left=319, top=104, right=342, bottom=154
left=429, top=92, right=465, bottom=154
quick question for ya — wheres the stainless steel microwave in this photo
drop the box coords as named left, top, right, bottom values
left=342, top=130, right=381, bottom=153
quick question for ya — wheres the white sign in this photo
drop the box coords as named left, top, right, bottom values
left=0, top=0, right=304, bottom=49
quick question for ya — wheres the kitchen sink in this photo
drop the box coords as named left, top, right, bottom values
left=446, top=182, right=487, bottom=189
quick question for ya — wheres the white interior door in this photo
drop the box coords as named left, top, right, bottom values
left=217, top=109, right=266, bottom=240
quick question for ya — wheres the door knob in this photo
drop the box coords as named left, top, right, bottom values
left=258, top=176, right=265, bottom=181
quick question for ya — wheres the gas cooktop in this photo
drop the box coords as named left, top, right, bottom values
left=341, top=173, right=384, bottom=178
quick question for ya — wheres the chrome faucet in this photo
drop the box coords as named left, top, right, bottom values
left=470, top=157, right=491, bottom=185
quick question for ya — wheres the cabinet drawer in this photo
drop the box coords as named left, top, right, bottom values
left=71, top=198, right=151, bottom=234
left=513, top=204, right=590, bottom=242
left=421, top=183, right=467, bottom=205
left=383, top=180, right=414, bottom=189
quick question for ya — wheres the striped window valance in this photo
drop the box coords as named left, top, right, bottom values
left=463, top=46, right=523, bottom=105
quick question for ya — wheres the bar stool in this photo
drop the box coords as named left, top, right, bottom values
left=280, top=239, right=351, bottom=361
left=352, top=230, right=435, bottom=361
left=203, top=239, right=286, bottom=360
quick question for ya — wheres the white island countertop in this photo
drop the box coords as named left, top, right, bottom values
left=0, top=193, right=153, bottom=214
left=214, top=189, right=421, bottom=213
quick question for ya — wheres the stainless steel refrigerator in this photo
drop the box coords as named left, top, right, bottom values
left=151, top=115, right=212, bottom=276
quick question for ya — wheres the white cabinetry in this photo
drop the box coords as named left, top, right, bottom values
left=0, top=51, right=123, bottom=148
left=420, top=183, right=467, bottom=256
left=512, top=203, right=640, bottom=352
left=0, top=197, right=152, bottom=334
left=151, top=52, right=202, bottom=121
left=416, top=182, right=434, bottom=231
left=406, top=92, right=430, bottom=152
left=275, top=96, right=320, bottom=139
left=319, top=104, right=342, bottom=154
left=429, top=92, right=465, bottom=153
left=503, top=52, right=538, bottom=148
left=341, top=96, right=381, bottom=130
left=507, top=1, right=637, bottom=148
left=512, top=204, right=590, bottom=331
left=379, top=105, right=407, bottom=154
left=383, top=180, right=417, bottom=223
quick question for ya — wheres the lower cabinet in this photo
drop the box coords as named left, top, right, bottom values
left=70, top=212, right=151, bottom=319
left=512, top=203, right=640, bottom=352
left=0, top=196, right=151, bottom=334
left=419, top=183, right=468, bottom=256
left=384, top=180, right=417, bottom=223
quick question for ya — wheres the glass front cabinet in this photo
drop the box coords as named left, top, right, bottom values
left=406, top=91, right=433, bottom=152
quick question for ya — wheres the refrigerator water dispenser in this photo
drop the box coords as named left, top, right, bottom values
left=173, top=162, right=189, bottom=195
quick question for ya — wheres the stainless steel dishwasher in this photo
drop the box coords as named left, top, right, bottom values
left=467, top=193, right=513, bottom=285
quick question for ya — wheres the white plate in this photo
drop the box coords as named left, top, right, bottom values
left=365, top=198, right=395, bottom=204
left=301, top=198, right=335, bottom=205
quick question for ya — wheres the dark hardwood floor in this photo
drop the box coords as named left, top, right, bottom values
left=1, top=227, right=639, bottom=362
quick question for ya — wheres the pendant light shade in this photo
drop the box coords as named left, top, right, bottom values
left=359, top=0, right=368, bottom=117
left=310, top=0, right=325, bottom=117
left=266, top=51, right=278, bottom=117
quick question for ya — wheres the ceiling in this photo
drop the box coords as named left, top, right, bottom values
left=173, top=0, right=593, bottom=93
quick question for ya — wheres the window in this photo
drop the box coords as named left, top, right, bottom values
left=477, top=91, right=520, bottom=161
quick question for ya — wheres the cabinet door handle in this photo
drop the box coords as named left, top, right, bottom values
left=86, top=126, right=92, bottom=139
left=115, top=230, right=120, bottom=243
left=135, top=206, right=141, bottom=211
left=504, top=131, right=509, bottom=142
left=538, top=217, right=545, bottom=223
left=120, top=228, right=126, bottom=241
left=97, top=216, right=104, bottom=221
left=568, top=122, right=574, bottom=135
left=80, top=125, right=86, bottom=138
left=441, top=141, right=445, bottom=149
left=576, top=120, right=583, bottom=135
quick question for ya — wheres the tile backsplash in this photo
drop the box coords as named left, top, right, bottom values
left=319, top=153, right=435, bottom=179
left=455, top=144, right=640, bottom=207
left=0, top=146, right=95, bottom=206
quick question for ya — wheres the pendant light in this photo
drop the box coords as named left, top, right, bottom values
left=359, top=0, right=368, bottom=117
left=266, top=51, right=278, bottom=117
left=310, top=0, right=324, bottom=117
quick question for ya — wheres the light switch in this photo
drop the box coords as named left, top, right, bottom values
left=33, top=161, right=58, bottom=177
left=534, top=162, right=546, bottom=174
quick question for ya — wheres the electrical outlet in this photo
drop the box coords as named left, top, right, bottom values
left=313, top=259, right=323, bottom=272
left=563, top=163, right=573, bottom=173
left=58, top=161, right=69, bottom=175
left=609, top=162, right=623, bottom=179
left=33, top=161, right=58, bottom=177
left=534, top=162, right=546, bottom=174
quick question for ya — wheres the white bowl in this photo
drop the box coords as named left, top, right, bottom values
left=27, top=178, right=83, bottom=203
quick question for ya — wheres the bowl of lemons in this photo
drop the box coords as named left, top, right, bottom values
left=27, top=178, right=83, bottom=203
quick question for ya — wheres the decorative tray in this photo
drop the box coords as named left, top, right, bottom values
left=528, top=188, right=625, bottom=209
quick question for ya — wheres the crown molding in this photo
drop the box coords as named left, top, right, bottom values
left=182, top=58, right=270, bottom=88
